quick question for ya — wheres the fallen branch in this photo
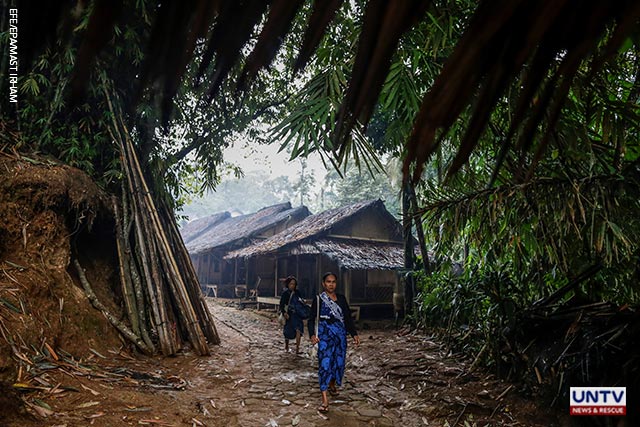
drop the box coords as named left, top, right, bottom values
left=496, top=385, right=513, bottom=400
left=469, top=342, right=488, bottom=372
left=72, top=259, right=153, bottom=355
left=451, top=403, right=467, bottom=426
left=532, top=263, right=602, bottom=308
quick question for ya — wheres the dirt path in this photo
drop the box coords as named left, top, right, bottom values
left=5, top=301, right=563, bottom=426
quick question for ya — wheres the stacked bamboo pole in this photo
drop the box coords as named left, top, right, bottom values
left=103, top=89, right=219, bottom=356
left=160, top=203, right=220, bottom=344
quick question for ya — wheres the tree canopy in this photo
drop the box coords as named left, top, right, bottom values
left=5, top=0, right=640, bottom=185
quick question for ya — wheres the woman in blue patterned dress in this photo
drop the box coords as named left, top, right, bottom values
left=309, top=272, right=359, bottom=413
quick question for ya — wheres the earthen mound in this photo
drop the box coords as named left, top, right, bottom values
left=0, top=153, right=122, bottom=422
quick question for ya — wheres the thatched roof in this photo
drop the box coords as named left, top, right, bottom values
left=180, top=212, right=231, bottom=244
left=184, top=202, right=310, bottom=255
left=225, top=199, right=405, bottom=269
left=290, top=238, right=406, bottom=270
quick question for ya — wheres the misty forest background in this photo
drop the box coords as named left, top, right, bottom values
left=181, top=159, right=402, bottom=222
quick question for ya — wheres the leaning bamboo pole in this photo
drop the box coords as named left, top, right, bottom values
left=73, top=260, right=153, bottom=355
left=104, top=91, right=177, bottom=356
left=122, top=126, right=210, bottom=355
left=103, top=86, right=218, bottom=355
left=113, top=196, right=140, bottom=336
left=121, top=179, right=154, bottom=351
left=123, top=142, right=180, bottom=355
left=160, top=202, right=220, bottom=344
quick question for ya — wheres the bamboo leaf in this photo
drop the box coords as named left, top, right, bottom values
left=76, top=401, right=100, bottom=409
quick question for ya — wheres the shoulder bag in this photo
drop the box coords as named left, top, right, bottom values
left=296, top=296, right=311, bottom=320
left=278, top=291, right=293, bottom=326
left=310, top=295, right=320, bottom=358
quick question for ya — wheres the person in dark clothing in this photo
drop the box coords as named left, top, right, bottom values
left=279, top=276, right=305, bottom=354
left=309, top=272, right=359, bottom=413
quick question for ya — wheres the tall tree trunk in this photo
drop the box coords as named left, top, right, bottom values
left=402, top=180, right=415, bottom=317
left=407, top=182, right=430, bottom=274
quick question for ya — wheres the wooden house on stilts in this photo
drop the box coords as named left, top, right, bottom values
left=225, top=199, right=407, bottom=317
left=181, top=202, right=311, bottom=298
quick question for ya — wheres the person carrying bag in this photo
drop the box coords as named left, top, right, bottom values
left=278, top=291, right=293, bottom=326
left=278, top=276, right=305, bottom=353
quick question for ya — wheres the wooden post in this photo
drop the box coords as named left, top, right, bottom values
left=242, top=258, right=250, bottom=299
left=244, top=258, right=249, bottom=285
left=315, top=255, right=320, bottom=295
left=274, top=255, right=278, bottom=297
left=343, top=269, right=351, bottom=303
left=234, top=259, right=238, bottom=287
left=317, top=255, right=323, bottom=294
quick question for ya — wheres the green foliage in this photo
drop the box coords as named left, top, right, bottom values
left=3, top=1, right=639, bottom=376
left=291, top=159, right=316, bottom=208
left=409, top=26, right=640, bottom=383
left=270, top=1, right=467, bottom=174
left=4, top=2, right=150, bottom=187
left=415, top=31, right=640, bottom=304
left=421, top=177, right=640, bottom=313
left=1, top=0, right=309, bottom=206
left=415, top=260, right=571, bottom=367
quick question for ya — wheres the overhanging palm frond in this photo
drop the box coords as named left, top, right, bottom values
left=404, top=0, right=640, bottom=183
left=293, top=0, right=344, bottom=74
left=196, top=0, right=271, bottom=101
left=8, top=0, right=640, bottom=178
left=236, top=0, right=306, bottom=91
left=332, top=0, right=428, bottom=150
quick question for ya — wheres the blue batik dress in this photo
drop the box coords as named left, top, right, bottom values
left=317, top=292, right=348, bottom=391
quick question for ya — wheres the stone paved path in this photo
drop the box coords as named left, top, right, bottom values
left=190, top=301, right=559, bottom=427
left=197, top=302, right=395, bottom=427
